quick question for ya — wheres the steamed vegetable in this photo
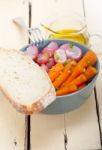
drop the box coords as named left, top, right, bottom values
left=56, top=84, right=77, bottom=96
left=64, top=50, right=97, bottom=83
left=53, top=70, right=71, bottom=89
left=67, top=74, right=87, bottom=86
left=42, top=41, right=59, bottom=57
left=48, top=63, right=64, bottom=82
left=54, top=49, right=67, bottom=63
left=60, top=43, right=69, bottom=50
left=25, top=45, right=39, bottom=60
left=36, top=53, right=49, bottom=65
left=79, top=50, right=97, bottom=68
left=61, top=66, right=85, bottom=87
left=46, top=57, right=55, bottom=69
left=60, top=43, right=82, bottom=61
left=64, top=60, right=77, bottom=72
left=84, top=66, right=97, bottom=80
left=78, top=83, right=86, bottom=90
left=52, top=60, right=77, bottom=89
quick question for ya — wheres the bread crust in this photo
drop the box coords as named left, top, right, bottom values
left=0, top=84, right=55, bottom=115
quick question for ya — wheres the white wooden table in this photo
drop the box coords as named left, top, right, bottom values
left=0, top=0, right=102, bottom=149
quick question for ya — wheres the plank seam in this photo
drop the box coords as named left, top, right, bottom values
left=24, top=1, right=32, bottom=150
left=94, top=87, right=102, bottom=148
left=27, top=1, right=32, bottom=150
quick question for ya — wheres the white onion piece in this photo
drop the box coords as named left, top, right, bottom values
left=54, top=49, right=67, bottom=63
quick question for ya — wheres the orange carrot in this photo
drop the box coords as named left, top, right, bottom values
left=79, top=50, right=97, bottom=68
left=61, top=66, right=86, bottom=87
left=68, top=74, right=87, bottom=86
left=64, top=60, right=77, bottom=71
left=84, top=66, right=97, bottom=80
left=56, top=84, right=77, bottom=96
left=53, top=70, right=71, bottom=89
left=48, top=63, right=64, bottom=81
left=61, top=66, right=97, bottom=90
left=78, top=83, right=86, bottom=90
left=63, top=51, right=97, bottom=83
left=53, top=60, right=77, bottom=89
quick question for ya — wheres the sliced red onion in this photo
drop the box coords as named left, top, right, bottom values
left=25, top=45, right=39, bottom=60
left=54, top=49, right=67, bottom=63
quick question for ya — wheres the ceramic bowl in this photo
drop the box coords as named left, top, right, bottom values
left=21, top=39, right=100, bottom=114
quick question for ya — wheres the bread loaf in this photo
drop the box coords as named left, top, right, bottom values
left=0, top=48, right=56, bottom=115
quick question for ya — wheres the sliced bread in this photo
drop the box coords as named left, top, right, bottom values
left=0, top=48, right=56, bottom=115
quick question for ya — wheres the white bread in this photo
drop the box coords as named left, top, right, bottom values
left=0, top=48, right=56, bottom=115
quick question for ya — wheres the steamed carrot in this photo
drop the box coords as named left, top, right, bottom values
left=53, top=70, right=71, bottom=89
left=79, top=50, right=97, bottom=68
left=61, top=66, right=86, bottom=87
left=53, top=60, right=77, bottom=89
left=56, top=84, right=77, bottom=96
left=62, top=74, right=87, bottom=88
left=78, top=83, right=86, bottom=90
left=68, top=74, right=87, bottom=86
left=63, top=50, right=97, bottom=83
left=64, top=60, right=77, bottom=71
left=48, top=63, right=64, bottom=81
left=84, top=66, right=97, bottom=80
left=61, top=66, right=97, bottom=93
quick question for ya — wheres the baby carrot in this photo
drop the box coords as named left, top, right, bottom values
left=64, top=60, right=77, bottom=71
left=56, top=84, right=77, bottom=96
left=78, top=83, right=86, bottom=90
left=84, top=66, right=97, bottom=80
left=61, top=66, right=86, bottom=87
left=48, top=63, right=64, bottom=81
left=53, top=70, right=71, bottom=89
left=79, top=50, right=97, bottom=68
left=64, top=74, right=87, bottom=87
left=63, top=51, right=97, bottom=84
left=62, top=66, right=97, bottom=89
left=53, top=60, right=77, bottom=89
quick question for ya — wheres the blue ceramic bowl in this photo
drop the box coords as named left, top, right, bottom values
left=21, top=39, right=100, bottom=114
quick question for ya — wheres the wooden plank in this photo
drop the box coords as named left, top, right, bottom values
left=0, top=0, right=28, bottom=49
left=31, top=114, right=64, bottom=150
left=65, top=93, right=101, bottom=149
left=0, top=0, right=28, bottom=149
left=31, top=95, right=101, bottom=150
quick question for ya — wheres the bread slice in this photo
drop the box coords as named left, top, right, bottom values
left=0, top=48, right=56, bottom=115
